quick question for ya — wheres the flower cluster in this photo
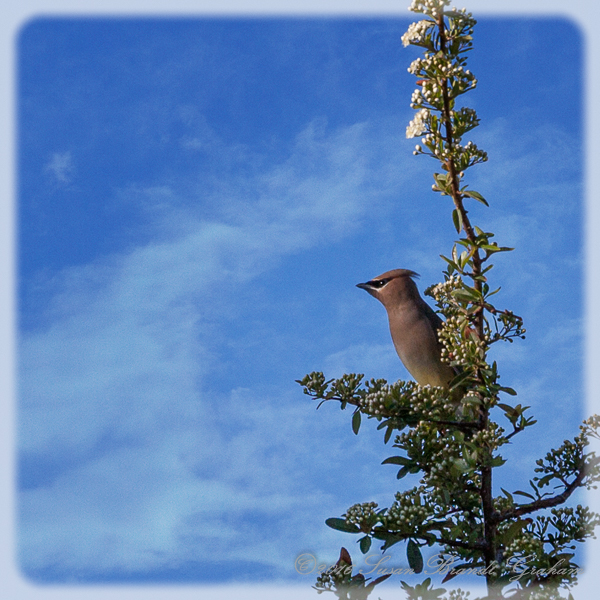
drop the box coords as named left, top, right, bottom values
left=451, top=140, right=488, bottom=170
left=408, top=55, right=477, bottom=95
left=504, top=532, right=544, bottom=562
left=411, top=79, right=441, bottom=108
left=452, top=106, right=480, bottom=137
left=314, top=563, right=352, bottom=594
left=544, top=505, right=600, bottom=544
left=395, top=423, right=484, bottom=499
left=533, top=434, right=594, bottom=491
left=344, top=501, right=379, bottom=531
left=403, top=0, right=485, bottom=213
left=577, top=413, right=600, bottom=444
left=427, top=450, right=478, bottom=483
left=313, top=570, right=334, bottom=592
left=427, top=274, right=463, bottom=302
left=360, top=380, right=416, bottom=414
left=381, top=487, right=435, bottom=532
left=447, top=589, right=471, bottom=600
left=406, top=108, right=430, bottom=138
left=439, top=315, right=488, bottom=368
left=406, top=2, right=476, bottom=57
left=416, top=59, right=475, bottom=85
left=401, top=19, right=433, bottom=47
left=470, top=422, right=507, bottom=452
left=360, top=380, right=453, bottom=419
left=408, top=0, right=450, bottom=18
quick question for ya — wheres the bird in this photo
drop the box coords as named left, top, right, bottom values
left=356, top=268, right=455, bottom=388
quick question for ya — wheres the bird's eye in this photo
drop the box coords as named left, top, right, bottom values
left=371, top=279, right=389, bottom=288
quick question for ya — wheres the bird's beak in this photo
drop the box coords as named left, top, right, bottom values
left=356, top=282, right=379, bottom=299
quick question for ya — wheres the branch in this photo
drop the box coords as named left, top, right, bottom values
left=318, top=394, right=480, bottom=432
left=436, top=14, right=486, bottom=353
left=494, top=456, right=600, bottom=523
left=430, top=418, right=480, bottom=431
left=439, top=536, right=487, bottom=551
left=402, top=531, right=487, bottom=552
left=438, top=11, right=493, bottom=571
left=505, top=423, right=528, bottom=442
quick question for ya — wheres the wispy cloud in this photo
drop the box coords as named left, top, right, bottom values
left=323, top=343, right=400, bottom=379
left=44, top=151, right=75, bottom=183
left=19, top=117, right=414, bottom=579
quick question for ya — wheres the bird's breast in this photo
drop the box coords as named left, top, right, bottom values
left=387, top=308, right=453, bottom=388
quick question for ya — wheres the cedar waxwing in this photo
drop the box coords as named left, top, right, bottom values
left=357, top=269, right=455, bottom=388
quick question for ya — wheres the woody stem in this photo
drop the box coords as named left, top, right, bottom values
left=437, top=12, right=496, bottom=594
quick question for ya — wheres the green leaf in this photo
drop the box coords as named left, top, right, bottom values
left=366, top=573, right=393, bottom=590
left=384, top=425, right=394, bottom=444
left=407, top=539, right=424, bottom=573
left=452, top=288, right=480, bottom=303
left=513, top=490, right=536, bottom=501
left=382, top=456, right=412, bottom=466
left=359, top=535, right=372, bottom=554
left=396, top=465, right=411, bottom=479
left=537, top=474, right=554, bottom=487
left=499, top=386, right=517, bottom=396
left=433, top=172, right=450, bottom=194
left=374, top=531, right=406, bottom=551
left=452, top=244, right=459, bottom=265
left=441, top=563, right=471, bottom=584
left=554, top=552, right=575, bottom=564
left=326, top=518, right=361, bottom=534
left=440, top=254, right=458, bottom=271
left=452, top=208, right=463, bottom=233
left=462, top=189, right=489, bottom=206
left=449, top=368, right=472, bottom=390
left=500, top=519, right=530, bottom=545
left=352, top=411, right=361, bottom=435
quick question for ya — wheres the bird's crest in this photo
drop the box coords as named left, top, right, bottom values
left=373, top=268, right=420, bottom=282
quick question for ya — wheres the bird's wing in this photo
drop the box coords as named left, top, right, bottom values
left=419, top=299, right=444, bottom=336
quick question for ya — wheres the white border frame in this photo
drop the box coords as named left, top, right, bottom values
left=2, top=1, right=598, bottom=599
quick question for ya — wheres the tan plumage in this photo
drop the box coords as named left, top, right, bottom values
left=357, top=269, right=454, bottom=388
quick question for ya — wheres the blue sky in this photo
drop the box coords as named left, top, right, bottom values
left=16, top=14, right=586, bottom=589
